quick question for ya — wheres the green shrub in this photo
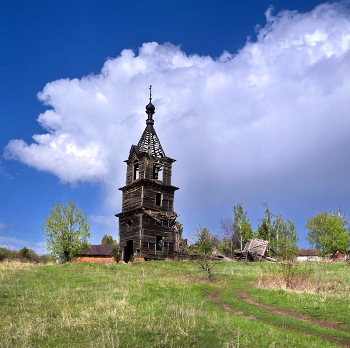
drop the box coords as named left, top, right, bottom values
left=109, top=246, right=120, bottom=262
left=0, top=247, right=11, bottom=261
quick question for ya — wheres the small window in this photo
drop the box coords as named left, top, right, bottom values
left=153, top=164, right=159, bottom=179
left=133, top=163, right=139, bottom=180
left=153, top=163, right=163, bottom=180
left=155, top=193, right=162, bottom=206
left=127, top=219, right=133, bottom=227
left=156, top=236, right=163, bottom=251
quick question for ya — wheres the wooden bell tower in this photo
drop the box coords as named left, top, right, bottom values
left=116, top=87, right=179, bottom=261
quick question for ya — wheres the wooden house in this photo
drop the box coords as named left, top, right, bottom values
left=116, top=87, right=180, bottom=262
left=74, top=245, right=117, bottom=263
left=296, top=249, right=320, bottom=262
left=331, top=249, right=346, bottom=261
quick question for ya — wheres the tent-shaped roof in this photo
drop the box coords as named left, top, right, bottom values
left=136, top=85, right=165, bottom=158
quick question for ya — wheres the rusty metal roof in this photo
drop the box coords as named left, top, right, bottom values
left=77, top=245, right=117, bottom=256
left=297, top=248, right=319, bottom=256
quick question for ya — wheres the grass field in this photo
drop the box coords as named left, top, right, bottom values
left=0, top=261, right=349, bottom=347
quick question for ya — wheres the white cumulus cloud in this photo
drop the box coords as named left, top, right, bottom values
left=4, top=2, right=350, bottom=233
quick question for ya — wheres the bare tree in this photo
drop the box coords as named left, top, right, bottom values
left=219, top=217, right=234, bottom=257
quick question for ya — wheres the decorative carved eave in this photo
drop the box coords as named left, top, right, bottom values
left=124, top=151, right=176, bottom=165
left=118, top=179, right=179, bottom=192
left=115, top=207, right=144, bottom=219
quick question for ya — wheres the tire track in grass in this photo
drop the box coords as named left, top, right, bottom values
left=210, top=290, right=350, bottom=348
left=238, top=290, right=344, bottom=332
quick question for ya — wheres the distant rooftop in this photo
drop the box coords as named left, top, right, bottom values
left=77, top=245, right=117, bottom=256
left=297, top=248, right=319, bottom=256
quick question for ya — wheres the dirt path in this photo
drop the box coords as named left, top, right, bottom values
left=210, top=289, right=350, bottom=347
left=210, top=290, right=254, bottom=320
left=238, top=290, right=344, bottom=331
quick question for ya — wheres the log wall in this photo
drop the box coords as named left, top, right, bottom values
left=74, top=257, right=115, bottom=263
left=117, top=145, right=178, bottom=261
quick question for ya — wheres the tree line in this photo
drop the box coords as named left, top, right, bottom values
left=41, top=201, right=349, bottom=262
left=191, top=203, right=350, bottom=260
left=0, top=246, right=52, bottom=263
left=3, top=200, right=346, bottom=264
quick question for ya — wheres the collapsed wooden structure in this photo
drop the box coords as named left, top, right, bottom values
left=233, top=238, right=276, bottom=262
left=116, top=87, right=180, bottom=262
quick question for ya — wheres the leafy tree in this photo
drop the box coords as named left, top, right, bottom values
left=305, top=210, right=350, bottom=256
left=175, top=221, right=184, bottom=239
left=18, top=247, right=43, bottom=263
left=217, top=241, right=230, bottom=254
left=18, top=246, right=32, bottom=261
left=100, top=234, right=117, bottom=245
left=257, top=204, right=299, bottom=260
left=0, top=247, right=11, bottom=261
left=191, top=226, right=218, bottom=279
left=42, top=201, right=91, bottom=262
left=193, top=227, right=213, bottom=255
left=275, top=218, right=299, bottom=262
left=256, top=203, right=276, bottom=246
left=233, top=204, right=253, bottom=250
left=109, top=246, right=120, bottom=262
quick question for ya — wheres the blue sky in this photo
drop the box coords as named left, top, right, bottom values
left=1, top=0, right=349, bottom=253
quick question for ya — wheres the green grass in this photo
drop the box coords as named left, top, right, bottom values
left=252, top=262, right=350, bottom=326
left=0, top=261, right=349, bottom=347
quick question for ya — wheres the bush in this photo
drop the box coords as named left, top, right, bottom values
left=18, top=247, right=31, bottom=261
left=0, top=247, right=11, bottom=261
left=109, top=247, right=120, bottom=262
left=257, top=263, right=343, bottom=292
left=0, top=247, right=52, bottom=264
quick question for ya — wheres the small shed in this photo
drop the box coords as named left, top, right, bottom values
left=74, top=245, right=118, bottom=263
left=297, top=249, right=320, bottom=262
left=331, top=249, right=346, bottom=261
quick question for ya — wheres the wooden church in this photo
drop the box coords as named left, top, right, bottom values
left=116, top=87, right=180, bottom=261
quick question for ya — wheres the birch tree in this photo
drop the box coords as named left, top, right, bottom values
left=42, top=201, right=91, bottom=262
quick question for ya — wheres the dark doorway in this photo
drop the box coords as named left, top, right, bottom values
left=124, top=240, right=134, bottom=262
